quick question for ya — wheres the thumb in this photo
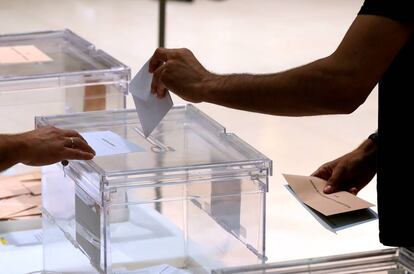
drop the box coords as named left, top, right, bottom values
left=323, top=167, right=345, bottom=194
left=311, top=166, right=331, bottom=180
left=348, top=187, right=359, bottom=195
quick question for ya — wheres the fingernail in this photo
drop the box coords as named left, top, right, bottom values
left=324, top=185, right=332, bottom=193
left=349, top=188, right=358, bottom=195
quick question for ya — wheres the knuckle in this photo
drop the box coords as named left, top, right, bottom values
left=154, top=48, right=162, bottom=55
left=155, top=47, right=165, bottom=57
left=52, top=127, right=61, bottom=134
left=167, top=60, right=176, bottom=66
left=45, top=126, right=54, bottom=132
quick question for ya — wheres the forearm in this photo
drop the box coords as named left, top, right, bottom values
left=203, top=57, right=369, bottom=116
left=200, top=15, right=413, bottom=117
left=0, top=134, right=24, bottom=172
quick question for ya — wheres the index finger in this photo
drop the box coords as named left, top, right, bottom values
left=149, top=48, right=184, bottom=73
left=149, top=48, right=169, bottom=73
left=62, top=148, right=95, bottom=161
left=72, top=137, right=96, bottom=155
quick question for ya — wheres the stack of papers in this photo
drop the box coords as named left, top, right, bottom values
left=283, top=174, right=378, bottom=232
left=0, top=171, right=42, bottom=220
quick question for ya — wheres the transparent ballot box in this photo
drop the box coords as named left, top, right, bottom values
left=0, top=30, right=128, bottom=228
left=0, top=29, right=129, bottom=133
left=213, top=248, right=414, bottom=274
left=37, top=105, right=272, bottom=274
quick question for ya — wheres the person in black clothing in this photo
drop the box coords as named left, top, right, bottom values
left=148, top=0, right=413, bottom=247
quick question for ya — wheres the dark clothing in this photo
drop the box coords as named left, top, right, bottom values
left=359, top=0, right=413, bottom=246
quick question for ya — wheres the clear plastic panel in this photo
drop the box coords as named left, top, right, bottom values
left=0, top=29, right=129, bottom=133
left=40, top=105, right=270, bottom=273
left=107, top=177, right=266, bottom=273
left=35, top=106, right=271, bottom=180
left=0, top=83, right=125, bottom=133
left=42, top=164, right=98, bottom=273
left=42, top=165, right=267, bottom=273
left=0, top=29, right=128, bottom=81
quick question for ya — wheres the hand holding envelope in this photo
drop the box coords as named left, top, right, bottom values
left=284, top=174, right=374, bottom=215
left=284, top=174, right=377, bottom=232
left=130, top=60, right=173, bottom=138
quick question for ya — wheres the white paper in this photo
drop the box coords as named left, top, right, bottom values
left=0, top=229, right=42, bottom=246
left=81, top=131, right=144, bottom=157
left=130, top=60, right=173, bottom=138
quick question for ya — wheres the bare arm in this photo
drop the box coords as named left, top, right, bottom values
left=150, top=15, right=413, bottom=116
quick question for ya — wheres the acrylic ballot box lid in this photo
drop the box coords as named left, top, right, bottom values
left=0, top=29, right=129, bottom=93
left=213, top=248, right=414, bottom=274
left=36, top=105, right=272, bottom=193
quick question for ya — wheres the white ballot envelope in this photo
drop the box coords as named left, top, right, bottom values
left=81, top=131, right=145, bottom=157
left=130, top=60, right=173, bottom=138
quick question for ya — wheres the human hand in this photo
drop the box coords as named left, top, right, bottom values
left=16, top=126, right=95, bottom=166
left=149, top=48, right=218, bottom=102
left=312, top=139, right=378, bottom=195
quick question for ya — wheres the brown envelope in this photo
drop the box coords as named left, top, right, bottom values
left=0, top=195, right=37, bottom=219
left=0, top=45, right=52, bottom=64
left=284, top=174, right=374, bottom=216
left=0, top=171, right=41, bottom=183
left=0, top=171, right=41, bottom=198
left=8, top=206, right=41, bottom=218
left=84, top=85, right=106, bottom=111
left=10, top=215, right=40, bottom=220
left=0, top=180, right=31, bottom=199
left=22, top=181, right=41, bottom=196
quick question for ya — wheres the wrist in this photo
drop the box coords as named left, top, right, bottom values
left=198, top=73, right=222, bottom=103
left=368, top=132, right=378, bottom=146
left=359, top=137, right=378, bottom=155
left=200, top=74, right=233, bottom=104
left=0, top=134, right=26, bottom=166
left=12, top=133, right=31, bottom=165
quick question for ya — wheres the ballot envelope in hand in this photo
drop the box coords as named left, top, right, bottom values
left=284, top=174, right=378, bottom=233
left=130, top=60, right=173, bottom=138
